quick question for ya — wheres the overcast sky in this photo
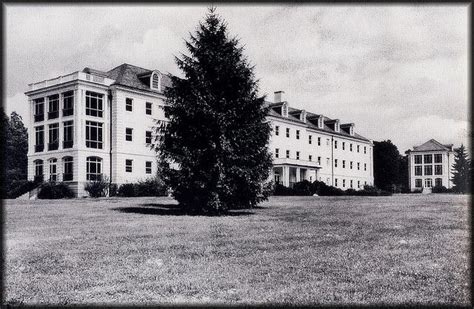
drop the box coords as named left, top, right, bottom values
left=4, top=4, right=469, bottom=152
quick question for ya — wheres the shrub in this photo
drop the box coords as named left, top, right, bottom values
left=6, top=180, right=37, bottom=199
left=118, top=183, right=136, bottom=197
left=84, top=177, right=109, bottom=198
left=292, top=180, right=313, bottom=196
left=432, top=185, right=454, bottom=193
left=354, top=185, right=392, bottom=196
left=135, top=177, right=168, bottom=197
left=109, top=183, right=118, bottom=197
left=37, top=182, right=74, bottom=199
left=273, top=183, right=294, bottom=196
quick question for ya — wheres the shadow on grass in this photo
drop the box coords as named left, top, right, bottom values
left=111, top=203, right=255, bottom=216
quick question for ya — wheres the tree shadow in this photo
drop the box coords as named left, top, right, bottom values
left=111, top=203, right=255, bottom=217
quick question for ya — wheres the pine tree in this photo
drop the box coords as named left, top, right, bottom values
left=155, top=8, right=273, bottom=214
left=451, top=144, right=471, bottom=193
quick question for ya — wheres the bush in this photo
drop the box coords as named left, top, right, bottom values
left=432, top=185, right=454, bottom=193
left=37, top=182, right=74, bottom=199
left=353, top=185, right=392, bottom=196
left=109, top=183, right=118, bottom=197
left=292, top=180, right=313, bottom=196
left=6, top=180, right=37, bottom=199
left=273, top=183, right=295, bottom=196
left=118, top=183, right=136, bottom=197
left=84, top=178, right=109, bottom=198
left=135, top=177, right=168, bottom=197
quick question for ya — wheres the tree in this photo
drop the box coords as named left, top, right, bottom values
left=398, top=155, right=409, bottom=192
left=155, top=8, right=273, bottom=214
left=373, top=140, right=401, bottom=191
left=451, top=144, right=471, bottom=193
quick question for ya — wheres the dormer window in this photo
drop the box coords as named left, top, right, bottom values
left=150, top=71, right=161, bottom=92
left=282, top=102, right=288, bottom=117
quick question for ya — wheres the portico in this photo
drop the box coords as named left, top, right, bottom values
left=272, top=158, right=321, bottom=188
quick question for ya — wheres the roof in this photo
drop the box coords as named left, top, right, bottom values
left=83, top=63, right=172, bottom=93
left=410, top=139, right=453, bottom=152
left=264, top=101, right=370, bottom=143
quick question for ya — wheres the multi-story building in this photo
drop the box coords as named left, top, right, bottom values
left=25, top=64, right=374, bottom=197
left=267, top=91, right=374, bottom=190
left=406, top=139, right=454, bottom=192
left=25, top=64, right=170, bottom=196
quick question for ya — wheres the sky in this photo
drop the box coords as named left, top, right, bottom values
left=4, top=4, right=470, bottom=153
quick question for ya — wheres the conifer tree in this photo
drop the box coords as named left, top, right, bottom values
left=451, top=144, right=471, bottom=193
left=155, top=8, right=273, bottom=214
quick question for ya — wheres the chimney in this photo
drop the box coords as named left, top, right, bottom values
left=274, top=91, right=284, bottom=103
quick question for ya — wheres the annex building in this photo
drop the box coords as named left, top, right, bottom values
left=25, top=64, right=374, bottom=197
left=406, top=139, right=454, bottom=193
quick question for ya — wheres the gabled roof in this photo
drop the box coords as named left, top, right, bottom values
left=83, top=63, right=172, bottom=93
left=411, top=139, right=453, bottom=152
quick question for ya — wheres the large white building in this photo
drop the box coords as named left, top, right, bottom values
left=25, top=64, right=374, bottom=196
left=267, top=91, right=374, bottom=190
left=406, top=139, right=454, bottom=192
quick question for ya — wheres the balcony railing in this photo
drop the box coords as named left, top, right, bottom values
left=35, top=144, right=44, bottom=152
left=27, top=71, right=115, bottom=92
left=34, top=114, right=44, bottom=122
left=63, top=108, right=74, bottom=117
left=63, top=173, right=73, bottom=181
left=48, top=111, right=59, bottom=119
left=63, top=140, right=73, bottom=149
left=48, top=142, right=59, bottom=151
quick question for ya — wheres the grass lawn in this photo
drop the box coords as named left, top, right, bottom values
left=3, top=194, right=470, bottom=305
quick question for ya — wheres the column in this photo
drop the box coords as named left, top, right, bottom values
left=296, top=167, right=301, bottom=182
left=283, top=166, right=290, bottom=187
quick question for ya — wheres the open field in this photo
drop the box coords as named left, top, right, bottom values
left=3, top=194, right=470, bottom=305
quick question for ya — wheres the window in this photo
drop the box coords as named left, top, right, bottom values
left=308, top=135, right=312, bottom=144
left=85, top=91, right=103, bottom=117
left=415, top=166, right=422, bottom=176
left=414, top=155, right=422, bottom=164
left=425, top=178, right=432, bottom=188
left=35, top=126, right=44, bottom=152
left=364, top=163, right=367, bottom=171
left=435, top=165, right=443, bottom=175
left=286, top=128, right=290, bottom=138
left=34, top=159, right=43, bottom=182
left=342, top=142, right=345, bottom=150
left=424, top=154, right=432, bottom=164
left=434, top=154, right=442, bottom=163
left=275, top=148, right=279, bottom=158
left=146, top=102, right=153, bottom=115
left=415, top=179, right=422, bottom=188
left=424, top=165, right=433, bottom=176
left=317, top=156, right=321, bottom=165
left=296, top=130, right=300, bottom=139
left=357, top=145, right=360, bottom=153
left=86, top=121, right=103, bottom=149
left=86, top=156, right=102, bottom=181
left=435, top=178, right=442, bottom=187
left=309, top=155, right=312, bottom=161
left=49, top=158, right=57, bottom=182
left=63, top=91, right=74, bottom=116
left=34, top=98, right=45, bottom=122
left=326, top=157, right=330, bottom=166
left=350, top=143, right=353, bottom=151
left=48, top=123, right=59, bottom=151
left=335, top=178, right=338, bottom=187
left=63, top=157, right=73, bottom=181
left=334, top=140, right=338, bottom=149
left=357, top=162, right=360, bottom=170
left=343, top=179, right=346, bottom=187
left=275, top=126, right=279, bottom=136
left=146, top=161, right=152, bottom=174
left=357, top=181, right=360, bottom=189
left=318, top=137, right=321, bottom=146
left=126, top=128, right=133, bottom=141
left=326, top=139, right=330, bottom=146
left=48, top=95, right=59, bottom=119
left=146, top=131, right=152, bottom=144
left=126, top=98, right=133, bottom=111
left=125, top=159, right=133, bottom=172
left=350, top=161, right=353, bottom=169
left=286, top=150, right=290, bottom=158
left=364, top=146, right=367, bottom=154
left=342, top=160, right=345, bottom=168
left=296, top=151, right=300, bottom=160
left=151, top=72, right=160, bottom=91
left=63, top=121, right=74, bottom=149
left=335, top=159, right=338, bottom=168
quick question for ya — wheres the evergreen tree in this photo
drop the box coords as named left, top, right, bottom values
left=451, top=144, right=471, bottom=193
left=155, top=8, right=273, bottom=214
